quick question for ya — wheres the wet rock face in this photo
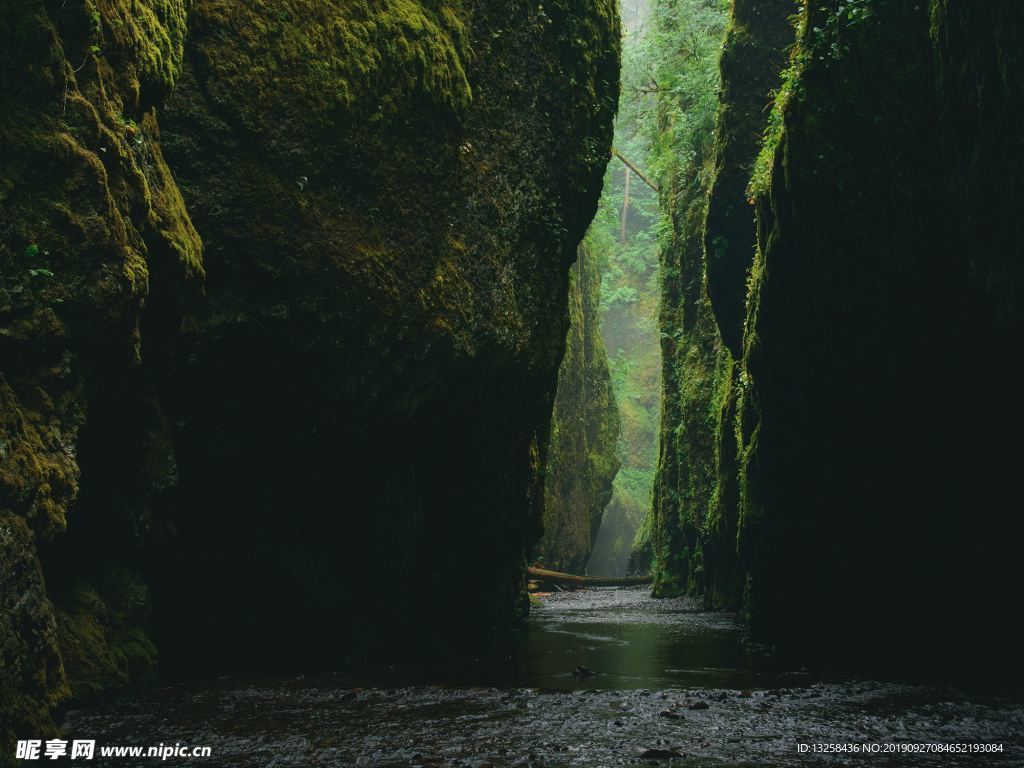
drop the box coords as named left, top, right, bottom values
left=1, top=0, right=619, bottom=743
left=1, top=0, right=199, bottom=748
left=154, top=0, right=619, bottom=671
left=537, top=244, right=620, bottom=574
left=702, top=0, right=793, bottom=358
left=0, top=513, right=65, bottom=749
left=652, top=0, right=1024, bottom=677
left=737, top=0, right=1024, bottom=674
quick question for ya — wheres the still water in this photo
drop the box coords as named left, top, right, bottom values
left=63, top=588, right=1023, bottom=766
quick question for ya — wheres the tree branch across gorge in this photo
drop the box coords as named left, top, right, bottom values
left=612, top=148, right=659, bottom=192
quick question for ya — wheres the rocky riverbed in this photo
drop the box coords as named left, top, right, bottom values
left=62, top=589, right=1024, bottom=766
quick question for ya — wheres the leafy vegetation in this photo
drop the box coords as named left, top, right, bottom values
left=638, top=0, right=733, bottom=595
left=583, top=1, right=662, bottom=575
left=581, top=0, right=731, bottom=577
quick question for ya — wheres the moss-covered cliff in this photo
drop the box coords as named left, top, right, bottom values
left=1, top=0, right=199, bottom=746
left=703, top=0, right=794, bottom=358
left=736, top=0, right=1024, bottom=674
left=652, top=0, right=1024, bottom=678
left=648, top=0, right=792, bottom=605
left=537, top=243, right=620, bottom=573
left=1, top=0, right=619, bottom=748
left=638, top=0, right=732, bottom=602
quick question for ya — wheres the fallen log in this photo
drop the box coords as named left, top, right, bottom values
left=526, top=566, right=653, bottom=588
left=611, top=148, right=660, bottom=193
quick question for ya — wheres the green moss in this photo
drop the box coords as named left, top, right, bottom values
left=54, top=571, right=157, bottom=701
left=1, top=0, right=201, bottom=745
left=538, top=244, right=621, bottom=573
left=651, top=289, right=734, bottom=599
left=141, top=111, right=203, bottom=278
left=0, top=379, right=81, bottom=540
left=0, top=0, right=204, bottom=310
left=95, top=0, right=188, bottom=94
left=2, top=0, right=621, bottom=742
left=189, top=0, right=472, bottom=134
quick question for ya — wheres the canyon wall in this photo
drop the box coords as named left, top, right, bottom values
left=643, top=0, right=731, bottom=601
left=652, top=0, right=1024, bottom=678
left=650, top=0, right=791, bottom=606
left=537, top=243, right=620, bottom=574
left=737, top=0, right=1023, bottom=674
left=1, top=0, right=619, bottom=747
left=1, top=0, right=199, bottom=744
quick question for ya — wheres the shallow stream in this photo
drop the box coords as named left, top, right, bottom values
left=63, top=588, right=1023, bottom=766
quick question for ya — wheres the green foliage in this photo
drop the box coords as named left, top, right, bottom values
left=641, top=0, right=729, bottom=595
left=748, top=1, right=878, bottom=198
left=643, top=0, right=728, bottom=186
left=749, top=7, right=805, bottom=197
left=586, top=0, right=729, bottom=577
left=587, top=2, right=664, bottom=575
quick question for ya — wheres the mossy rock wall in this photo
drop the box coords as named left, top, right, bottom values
left=702, top=0, right=794, bottom=358
left=645, top=0, right=743, bottom=608
left=153, top=0, right=619, bottom=674
left=1, top=0, right=620, bottom=750
left=735, top=0, right=1024, bottom=675
left=1, top=0, right=198, bottom=752
left=653, top=0, right=1024, bottom=678
left=652, top=0, right=792, bottom=607
left=649, top=137, right=738, bottom=606
left=537, top=243, right=620, bottom=574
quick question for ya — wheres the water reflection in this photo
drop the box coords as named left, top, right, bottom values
left=61, top=588, right=1024, bottom=767
left=512, top=588, right=809, bottom=691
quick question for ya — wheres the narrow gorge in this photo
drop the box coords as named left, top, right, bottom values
left=2, top=0, right=1022, bottom=765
